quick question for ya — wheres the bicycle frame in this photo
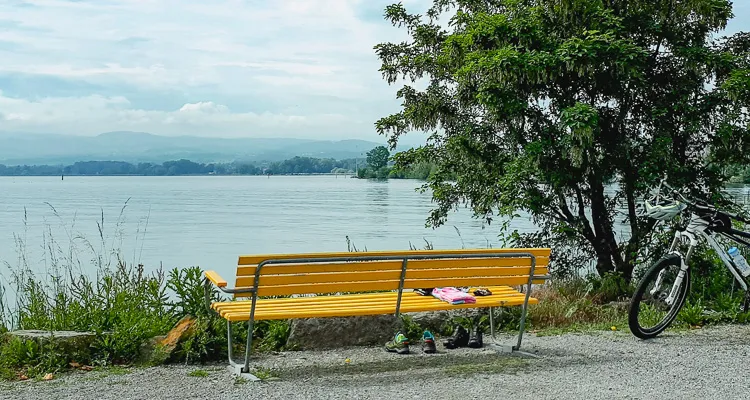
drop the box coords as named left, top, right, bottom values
left=658, top=211, right=750, bottom=306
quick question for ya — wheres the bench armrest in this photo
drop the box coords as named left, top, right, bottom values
left=204, top=270, right=227, bottom=288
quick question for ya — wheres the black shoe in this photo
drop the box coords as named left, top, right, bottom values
left=468, top=325, right=483, bottom=348
left=443, top=325, right=469, bottom=349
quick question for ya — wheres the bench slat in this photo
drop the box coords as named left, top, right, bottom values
left=405, top=266, right=548, bottom=280
left=404, top=276, right=544, bottom=289
left=244, top=299, right=537, bottom=320
left=217, top=288, right=538, bottom=321
left=247, top=270, right=401, bottom=287
left=234, top=266, right=548, bottom=287
left=216, top=288, right=524, bottom=314
left=254, top=280, right=401, bottom=297
left=235, top=256, right=549, bottom=277
left=218, top=286, right=523, bottom=308
left=237, top=248, right=551, bottom=267
left=245, top=276, right=543, bottom=298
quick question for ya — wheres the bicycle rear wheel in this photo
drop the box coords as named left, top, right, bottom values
left=628, top=254, right=690, bottom=339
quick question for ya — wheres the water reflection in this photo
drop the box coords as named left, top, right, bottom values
left=361, top=181, right=390, bottom=236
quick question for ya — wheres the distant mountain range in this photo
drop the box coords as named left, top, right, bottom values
left=0, top=131, right=393, bottom=165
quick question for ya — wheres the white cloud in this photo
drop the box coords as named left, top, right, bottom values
left=5, top=0, right=743, bottom=143
left=0, top=0, right=435, bottom=140
left=0, top=91, right=361, bottom=137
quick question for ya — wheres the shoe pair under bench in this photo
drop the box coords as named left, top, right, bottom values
left=385, top=330, right=437, bottom=355
left=443, top=324, right=483, bottom=349
left=385, top=326, right=483, bottom=354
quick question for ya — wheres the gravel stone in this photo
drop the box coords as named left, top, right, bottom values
left=3, top=325, right=750, bottom=399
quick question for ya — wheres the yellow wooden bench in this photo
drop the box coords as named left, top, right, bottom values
left=204, top=248, right=550, bottom=379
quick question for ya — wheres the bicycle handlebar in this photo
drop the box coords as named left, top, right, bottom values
left=660, top=182, right=750, bottom=224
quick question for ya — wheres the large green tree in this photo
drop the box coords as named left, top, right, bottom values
left=374, top=0, right=750, bottom=280
left=366, top=145, right=391, bottom=170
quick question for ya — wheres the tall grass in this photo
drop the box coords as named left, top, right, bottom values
left=0, top=204, right=288, bottom=378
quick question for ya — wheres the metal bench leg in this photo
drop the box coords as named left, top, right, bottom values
left=490, top=306, right=539, bottom=358
left=489, top=306, right=500, bottom=343
left=508, top=288, right=539, bottom=358
left=223, top=294, right=261, bottom=382
left=225, top=320, right=260, bottom=381
left=227, top=320, right=234, bottom=364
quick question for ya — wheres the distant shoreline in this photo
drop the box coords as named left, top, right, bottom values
left=0, top=173, right=357, bottom=177
left=0, top=157, right=362, bottom=178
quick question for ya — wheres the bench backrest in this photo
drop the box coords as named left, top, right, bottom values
left=233, top=248, right=551, bottom=298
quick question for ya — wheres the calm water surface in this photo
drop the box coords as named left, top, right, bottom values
left=0, top=176, right=537, bottom=280
left=2, top=176, right=748, bottom=282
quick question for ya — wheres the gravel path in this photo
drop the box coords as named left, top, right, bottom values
left=3, top=325, right=750, bottom=399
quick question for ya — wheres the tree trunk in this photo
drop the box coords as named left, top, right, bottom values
left=588, top=172, right=622, bottom=277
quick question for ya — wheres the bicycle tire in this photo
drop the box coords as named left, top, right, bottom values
left=628, top=254, right=691, bottom=339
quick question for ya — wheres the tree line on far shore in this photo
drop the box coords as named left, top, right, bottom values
left=0, top=150, right=438, bottom=180
left=0, top=157, right=359, bottom=177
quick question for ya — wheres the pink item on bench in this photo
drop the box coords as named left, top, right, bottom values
left=432, top=287, right=476, bottom=305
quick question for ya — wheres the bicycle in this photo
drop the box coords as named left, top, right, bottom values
left=628, top=180, right=750, bottom=339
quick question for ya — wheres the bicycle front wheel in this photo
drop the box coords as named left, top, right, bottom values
left=628, top=254, right=690, bottom=339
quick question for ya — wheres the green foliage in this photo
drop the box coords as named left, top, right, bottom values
left=252, top=320, right=292, bottom=352
left=399, top=315, right=424, bottom=342
left=188, top=369, right=209, bottom=378
left=389, top=162, right=439, bottom=180
left=164, top=267, right=232, bottom=363
left=168, top=267, right=217, bottom=318
left=12, top=260, right=175, bottom=365
left=266, top=156, right=356, bottom=175
left=248, top=366, right=277, bottom=381
left=0, top=336, right=74, bottom=379
left=0, top=156, right=364, bottom=177
left=357, top=161, right=439, bottom=180
left=678, top=300, right=706, bottom=327
left=526, top=279, right=626, bottom=331
left=175, top=316, right=227, bottom=363
left=0, top=207, right=292, bottom=379
left=726, top=164, right=750, bottom=183
left=374, top=0, right=750, bottom=285
left=356, top=166, right=389, bottom=179
left=587, top=272, right=634, bottom=303
left=366, top=146, right=391, bottom=170
left=688, top=243, right=739, bottom=304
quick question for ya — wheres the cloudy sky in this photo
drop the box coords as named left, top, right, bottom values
left=0, top=0, right=748, bottom=142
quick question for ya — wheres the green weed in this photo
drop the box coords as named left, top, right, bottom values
left=251, top=366, right=277, bottom=381
left=678, top=300, right=706, bottom=327
left=0, top=336, right=72, bottom=379
left=188, top=369, right=209, bottom=378
left=399, top=315, right=424, bottom=343
left=252, top=320, right=291, bottom=352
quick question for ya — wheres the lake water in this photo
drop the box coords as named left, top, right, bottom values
left=0, top=176, right=539, bottom=281
left=2, top=176, right=749, bottom=282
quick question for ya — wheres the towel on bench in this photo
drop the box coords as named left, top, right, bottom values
left=432, top=287, right=476, bottom=305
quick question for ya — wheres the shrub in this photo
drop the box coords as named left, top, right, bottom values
left=0, top=207, right=290, bottom=379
